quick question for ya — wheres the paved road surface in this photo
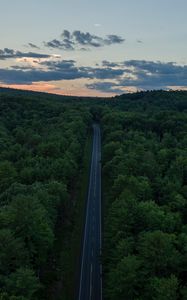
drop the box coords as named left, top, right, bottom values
left=78, top=124, right=102, bottom=300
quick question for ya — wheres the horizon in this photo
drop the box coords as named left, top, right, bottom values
left=0, top=0, right=187, bottom=96
left=1, top=86, right=187, bottom=99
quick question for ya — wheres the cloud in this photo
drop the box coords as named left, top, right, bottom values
left=44, top=29, right=125, bottom=50
left=0, top=59, right=186, bottom=95
left=0, top=60, right=81, bottom=84
left=124, top=60, right=176, bottom=74
left=86, top=60, right=187, bottom=93
left=41, top=59, right=76, bottom=70
left=61, top=30, right=71, bottom=39
left=86, top=81, right=124, bottom=94
left=0, top=58, right=125, bottom=84
left=10, top=65, right=35, bottom=70
left=120, top=60, right=187, bottom=89
left=100, top=60, right=187, bottom=89
left=0, top=48, right=51, bottom=60
left=44, top=39, right=74, bottom=50
left=105, top=35, right=125, bottom=45
left=0, top=67, right=87, bottom=84
left=27, top=43, right=40, bottom=49
left=102, top=60, right=122, bottom=67
left=81, top=66, right=124, bottom=79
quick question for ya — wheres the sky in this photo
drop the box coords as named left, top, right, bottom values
left=0, top=0, right=187, bottom=96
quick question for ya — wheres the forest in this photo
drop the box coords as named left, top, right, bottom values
left=102, top=91, right=187, bottom=299
left=0, top=88, right=187, bottom=299
left=0, top=88, right=92, bottom=299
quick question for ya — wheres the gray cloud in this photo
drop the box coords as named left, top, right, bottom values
left=44, top=29, right=125, bottom=50
left=44, top=38, right=74, bottom=50
left=0, top=48, right=51, bottom=60
left=81, top=67, right=124, bottom=79
left=0, top=59, right=187, bottom=94
left=0, top=67, right=87, bottom=84
left=120, top=60, right=187, bottom=89
left=61, top=30, right=71, bottom=39
left=27, top=43, right=40, bottom=49
left=87, top=60, right=187, bottom=93
left=41, top=60, right=125, bottom=79
left=41, top=59, right=76, bottom=70
left=105, top=35, right=125, bottom=45
left=0, top=59, right=125, bottom=84
left=10, top=65, right=35, bottom=70
left=124, top=60, right=177, bottom=74
left=86, top=82, right=124, bottom=94
left=102, top=60, right=120, bottom=67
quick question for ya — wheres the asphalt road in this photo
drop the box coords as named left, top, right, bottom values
left=78, top=124, right=102, bottom=300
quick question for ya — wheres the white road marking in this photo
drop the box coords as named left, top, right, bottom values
left=90, top=264, right=93, bottom=300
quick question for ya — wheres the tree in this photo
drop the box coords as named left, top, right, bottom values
left=145, top=275, right=178, bottom=300
left=5, top=268, right=41, bottom=300
left=4, top=195, right=54, bottom=266
left=137, top=231, right=181, bottom=276
left=106, top=255, right=142, bottom=300
left=0, top=161, right=17, bottom=193
left=0, top=229, right=28, bottom=276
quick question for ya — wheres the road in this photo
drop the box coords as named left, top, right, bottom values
left=78, top=124, right=102, bottom=300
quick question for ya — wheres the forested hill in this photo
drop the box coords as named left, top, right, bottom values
left=114, top=90, right=187, bottom=112
left=0, top=88, right=187, bottom=300
left=0, top=87, right=187, bottom=110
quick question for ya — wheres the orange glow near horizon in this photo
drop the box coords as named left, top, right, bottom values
left=167, top=86, right=187, bottom=91
left=0, top=81, right=117, bottom=97
left=0, top=82, right=63, bottom=94
left=1, top=82, right=186, bottom=98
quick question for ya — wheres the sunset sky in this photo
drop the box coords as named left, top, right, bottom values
left=0, top=0, right=187, bottom=96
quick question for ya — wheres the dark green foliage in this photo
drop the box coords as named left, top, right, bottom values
left=145, top=275, right=178, bottom=300
left=0, top=88, right=187, bottom=299
left=102, top=91, right=187, bottom=299
left=0, top=89, right=92, bottom=299
left=4, top=268, right=41, bottom=300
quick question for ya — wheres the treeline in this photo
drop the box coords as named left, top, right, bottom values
left=102, top=92, right=187, bottom=299
left=0, top=92, right=92, bottom=299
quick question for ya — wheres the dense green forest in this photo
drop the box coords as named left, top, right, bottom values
left=102, top=91, right=187, bottom=299
left=0, top=89, right=92, bottom=299
left=0, top=88, right=187, bottom=299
